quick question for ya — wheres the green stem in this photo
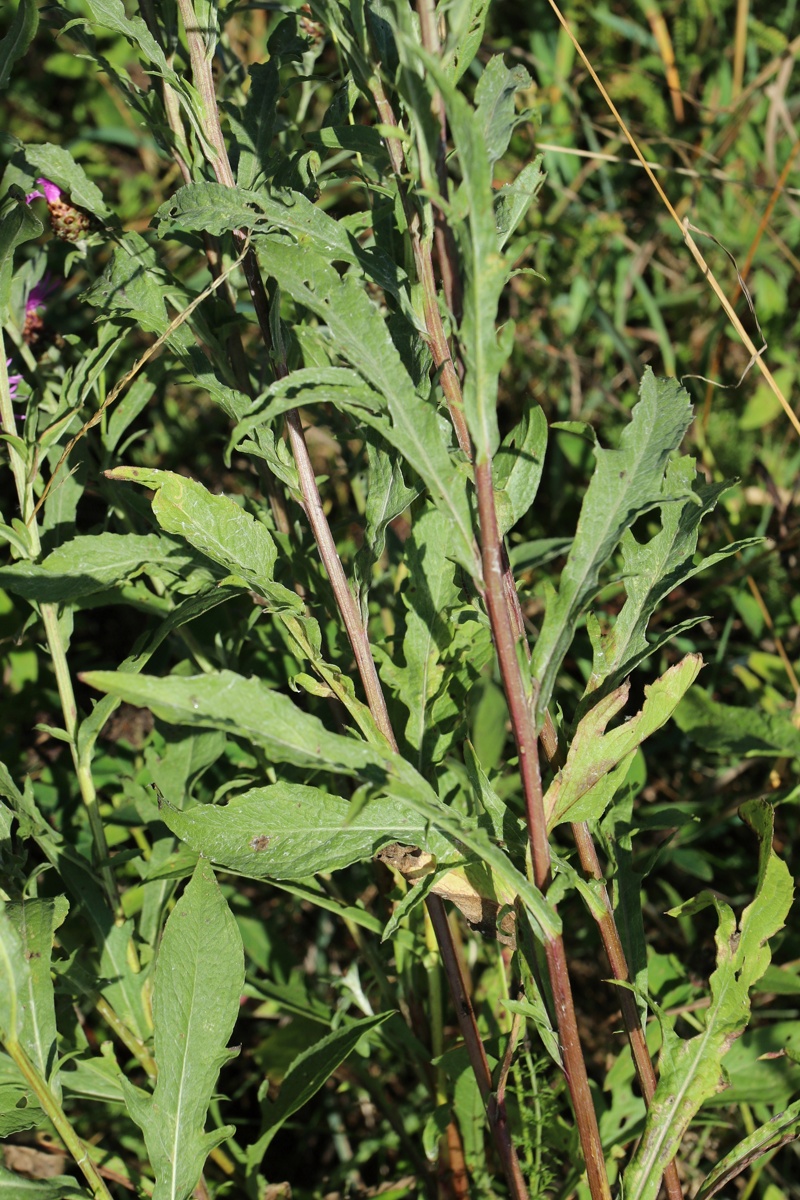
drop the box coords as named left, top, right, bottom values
left=6, top=1039, right=114, bottom=1200
left=1, top=333, right=117, bottom=908
left=96, top=996, right=157, bottom=1080
left=40, top=603, right=117, bottom=908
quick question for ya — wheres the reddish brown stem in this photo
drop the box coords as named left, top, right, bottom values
left=426, top=896, right=528, bottom=1200
left=475, top=461, right=611, bottom=1200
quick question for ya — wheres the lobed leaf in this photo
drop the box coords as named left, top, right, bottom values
left=584, top=455, right=759, bottom=695
left=622, top=799, right=794, bottom=1200
left=545, top=655, right=702, bottom=828
left=531, top=369, right=694, bottom=725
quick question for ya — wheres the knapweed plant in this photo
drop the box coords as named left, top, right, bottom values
left=0, top=2, right=797, bottom=1198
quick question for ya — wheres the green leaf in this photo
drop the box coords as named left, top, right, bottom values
left=695, top=1096, right=800, bottom=1200
left=0, top=533, right=194, bottom=602
left=380, top=506, right=461, bottom=766
left=105, top=467, right=302, bottom=612
left=0, top=903, right=29, bottom=1044
left=159, top=784, right=443, bottom=879
left=21, top=143, right=111, bottom=219
left=76, top=0, right=172, bottom=75
left=531, top=369, right=694, bottom=725
left=0, top=0, right=39, bottom=90
left=4, top=899, right=68, bottom=1102
left=245, top=1012, right=394, bottom=1167
left=306, top=124, right=390, bottom=163
left=441, top=0, right=492, bottom=81
left=355, top=434, right=420, bottom=608
left=0, top=190, right=42, bottom=320
left=622, top=799, right=794, bottom=1200
left=235, top=61, right=280, bottom=190
left=673, top=689, right=800, bottom=757
left=99, top=920, right=152, bottom=1043
left=495, top=158, right=545, bottom=250
left=474, top=55, right=533, bottom=167
left=493, top=402, right=547, bottom=535
left=418, top=52, right=510, bottom=461
left=81, top=668, right=393, bottom=776
left=0, top=1049, right=46, bottom=1136
left=545, top=655, right=702, bottom=828
left=585, top=456, right=757, bottom=693
left=0, top=1166, right=84, bottom=1197
left=156, top=181, right=411, bottom=310
left=121, top=860, right=245, bottom=1200
left=254, top=240, right=478, bottom=574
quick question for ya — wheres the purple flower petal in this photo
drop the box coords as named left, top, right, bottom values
left=36, top=178, right=62, bottom=204
left=6, top=359, right=22, bottom=399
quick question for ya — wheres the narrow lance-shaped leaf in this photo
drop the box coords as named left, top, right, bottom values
left=0, top=904, right=29, bottom=1046
left=694, top=1096, right=800, bottom=1200
left=120, top=859, right=245, bottom=1200
left=355, top=434, right=420, bottom=613
left=0, top=0, right=39, bottom=90
left=531, top=369, right=693, bottom=726
left=544, top=655, right=702, bottom=829
left=622, top=799, right=794, bottom=1200
left=246, top=1012, right=395, bottom=1168
left=254, top=237, right=478, bottom=574
left=5, top=899, right=68, bottom=1102
left=415, top=49, right=512, bottom=461
left=388, top=506, right=461, bottom=766
left=105, top=466, right=302, bottom=612
left=493, top=403, right=547, bottom=536
left=81, top=668, right=396, bottom=777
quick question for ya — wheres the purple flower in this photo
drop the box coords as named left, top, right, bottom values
left=25, top=273, right=57, bottom=316
left=6, top=359, right=22, bottom=399
left=26, top=178, right=62, bottom=205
